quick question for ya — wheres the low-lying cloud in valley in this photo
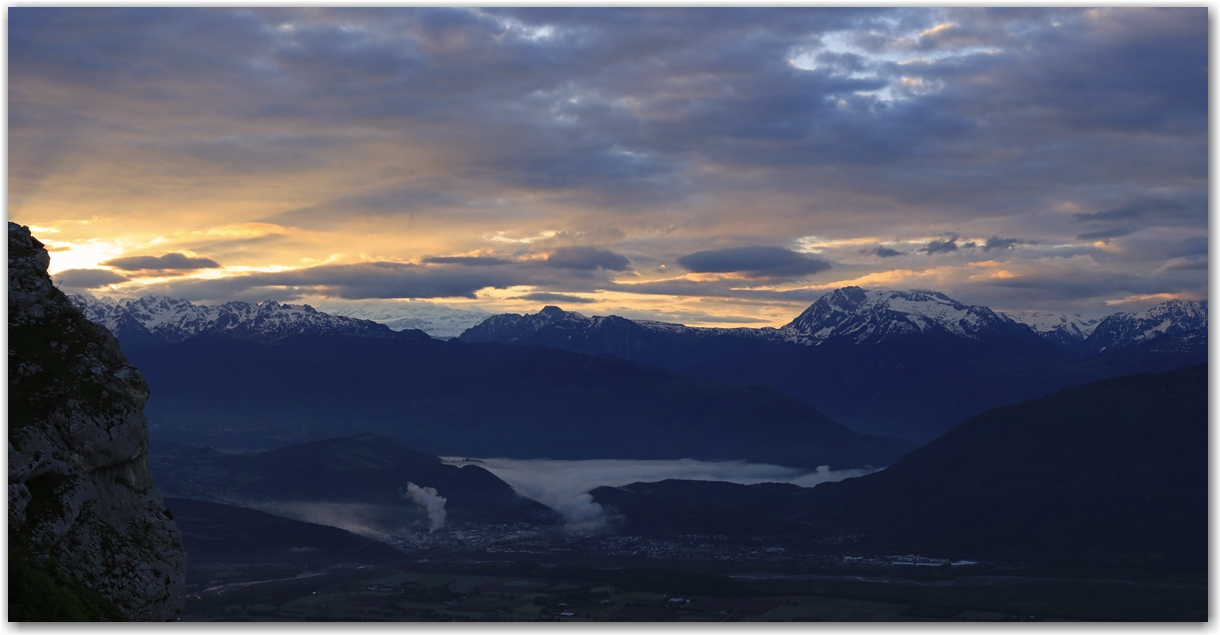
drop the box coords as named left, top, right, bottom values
left=444, top=457, right=877, bottom=533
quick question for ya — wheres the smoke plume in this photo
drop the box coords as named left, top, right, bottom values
left=404, top=482, right=447, bottom=533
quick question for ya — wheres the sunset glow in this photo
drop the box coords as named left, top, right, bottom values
left=9, top=8, right=1206, bottom=325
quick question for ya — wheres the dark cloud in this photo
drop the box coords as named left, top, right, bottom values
left=1076, top=227, right=1133, bottom=241
left=102, top=252, right=220, bottom=271
left=510, top=292, right=597, bottom=304
left=923, top=236, right=958, bottom=255
left=1073, top=197, right=1192, bottom=223
left=422, top=256, right=514, bottom=266
left=605, top=278, right=826, bottom=303
left=1179, top=236, right=1208, bottom=257
left=677, top=246, right=832, bottom=279
left=147, top=261, right=523, bottom=302
left=544, top=246, right=632, bottom=271
left=54, top=268, right=127, bottom=288
left=982, top=236, right=1029, bottom=252
left=268, top=187, right=478, bottom=229
left=871, top=246, right=905, bottom=258
left=1164, top=260, right=1207, bottom=271
left=986, top=268, right=1197, bottom=303
left=137, top=256, right=631, bottom=303
left=6, top=8, right=1208, bottom=313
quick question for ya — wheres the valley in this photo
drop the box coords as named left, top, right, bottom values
left=147, top=365, right=1206, bottom=622
left=14, top=224, right=1208, bottom=622
left=113, top=285, right=1207, bottom=622
left=175, top=540, right=1206, bottom=622
left=9, top=7, right=1208, bottom=624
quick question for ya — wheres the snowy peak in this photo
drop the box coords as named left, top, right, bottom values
left=69, top=292, right=431, bottom=350
left=459, top=305, right=718, bottom=350
left=1084, top=299, right=1208, bottom=355
left=779, top=287, right=1027, bottom=346
left=469, top=306, right=585, bottom=335
left=1002, top=311, right=1101, bottom=340
left=461, top=306, right=610, bottom=344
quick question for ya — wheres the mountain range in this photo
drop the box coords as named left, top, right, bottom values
left=72, top=287, right=1205, bottom=361
left=72, top=286, right=1206, bottom=444
left=459, top=288, right=1206, bottom=440
left=462, top=287, right=1205, bottom=360
left=69, top=293, right=431, bottom=350
left=129, top=335, right=911, bottom=469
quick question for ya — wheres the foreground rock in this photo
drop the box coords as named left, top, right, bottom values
left=8, top=223, right=186, bottom=621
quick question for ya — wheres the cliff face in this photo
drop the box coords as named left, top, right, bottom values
left=8, top=223, right=186, bottom=621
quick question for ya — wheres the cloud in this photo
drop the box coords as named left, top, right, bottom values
left=609, top=278, right=827, bottom=302
left=133, top=254, right=631, bottom=303
left=102, top=252, right=220, bottom=271
left=445, top=456, right=876, bottom=533
left=6, top=8, right=1207, bottom=318
left=421, top=255, right=514, bottom=266
left=1076, top=227, right=1133, bottom=241
left=983, top=262, right=1200, bottom=304
left=544, top=246, right=632, bottom=271
left=54, top=268, right=127, bottom=288
left=1163, top=259, right=1207, bottom=271
left=602, top=307, right=773, bottom=325
left=871, top=245, right=905, bottom=258
left=1178, top=236, right=1207, bottom=256
left=510, top=292, right=597, bottom=304
left=677, top=246, right=832, bottom=279
left=982, top=236, right=1029, bottom=252
left=146, top=261, right=525, bottom=301
left=1073, top=197, right=1192, bottom=223
left=922, top=235, right=958, bottom=255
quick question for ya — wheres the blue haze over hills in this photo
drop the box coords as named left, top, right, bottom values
left=72, top=289, right=1206, bottom=446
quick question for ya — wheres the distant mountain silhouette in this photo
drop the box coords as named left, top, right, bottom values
left=132, top=336, right=912, bottom=470
left=70, top=292, right=432, bottom=350
left=593, top=365, right=1207, bottom=568
left=460, top=288, right=1206, bottom=441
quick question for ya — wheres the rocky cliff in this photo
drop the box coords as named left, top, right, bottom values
left=8, top=223, right=186, bottom=621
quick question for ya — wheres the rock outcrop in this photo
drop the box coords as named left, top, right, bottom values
left=9, top=223, right=186, bottom=621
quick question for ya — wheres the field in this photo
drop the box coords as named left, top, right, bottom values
left=179, top=557, right=1206, bottom=622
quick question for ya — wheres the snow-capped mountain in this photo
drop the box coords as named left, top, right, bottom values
left=999, top=311, right=1102, bottom=354
left=1002, top=311, right=1102, bottom=338
left=460, top=303, right=773, bottom=350
left=463, top=287, right=1208, bottom=356
left=777, top=287, right=1037, bottom=346
left=309, top=299, right=489, bottom=340
left=1083, top=299, right=1208, bottom=356
left=464, top=288, right=1041, bottom=349
left=70, top=293, right=431, bottom=350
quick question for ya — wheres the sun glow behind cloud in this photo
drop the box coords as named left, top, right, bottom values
left=9, top=8, right=1206, bottom=319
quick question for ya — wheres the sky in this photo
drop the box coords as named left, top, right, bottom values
left=9, top=8, right=1208, bottom=327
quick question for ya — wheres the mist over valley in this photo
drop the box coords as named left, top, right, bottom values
left=8, top=6, right=1208, bottom=622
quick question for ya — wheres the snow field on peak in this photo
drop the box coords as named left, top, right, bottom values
left=1002, top=311, right=1101, bottom=338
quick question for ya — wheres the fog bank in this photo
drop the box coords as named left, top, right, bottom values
left=443, top=457, right=876, bottom=533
